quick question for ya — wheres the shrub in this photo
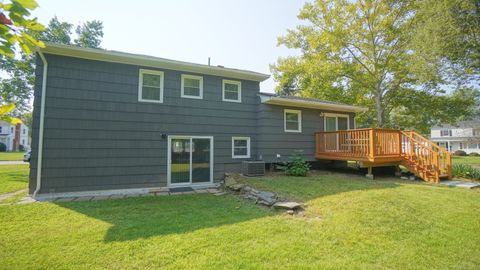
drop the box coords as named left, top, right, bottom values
left=452, top=164, right=480, bottom=180
left=277, top=150, right=311, bottom=176
left=0, top=142, right=6, bottom=152
left=469, top=152, right=479, bottom=157
left=454, top=150, right=467, bottom=156
left=19, top=144, right=26, bottom=152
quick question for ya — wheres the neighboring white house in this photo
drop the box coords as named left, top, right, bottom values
left=430, top=118, right=480, bottom=154
left=0, top=120, right=30, bottom=152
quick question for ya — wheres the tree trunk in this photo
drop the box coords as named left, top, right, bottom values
left=375, top=89, right=385, bottom=127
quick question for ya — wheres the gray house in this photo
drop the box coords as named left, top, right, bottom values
left=29, top=43, right=365, bottom=196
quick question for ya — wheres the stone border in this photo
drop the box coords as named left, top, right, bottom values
left=224, top=173, right=303, bottom=214
left=13, top=187, right=223, bottom=204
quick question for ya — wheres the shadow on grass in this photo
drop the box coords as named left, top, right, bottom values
left=56, top=194, right=273, bottom=242
left=56, top=174, right=401, bottom=243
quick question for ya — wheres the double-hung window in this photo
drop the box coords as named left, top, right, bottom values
left=232, top=137, right=250, bottom=158
left=440, top=130, right=451, bottom=137
left=284, top=109, right=302, bottom=132
left=181, top=74, right=203, bottom=99
left=222, top=80, right=241, bottom=102
left=138, top=69, right=164, bottom=103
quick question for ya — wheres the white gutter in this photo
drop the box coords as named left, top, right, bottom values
left=41, top=43, right=270, bottom=82
left=259, top=94, right=367, bottom=113
left=33, top=50, right=48, bottom=198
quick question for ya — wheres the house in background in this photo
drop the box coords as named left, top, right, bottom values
left=30, top=43, right=451, bottom=197
left=430, top=118, right=480, bottom=154
left=0, top=120, right=30, bottom=151
left=29, top=43, right=366, bottom=196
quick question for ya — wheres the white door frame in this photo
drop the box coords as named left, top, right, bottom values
left=323, top=113, right=350, bottom=131
left=167, top=135, right=214, bottom=187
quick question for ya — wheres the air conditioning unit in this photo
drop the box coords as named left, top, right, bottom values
left=242, top=161, right=265, bottom=176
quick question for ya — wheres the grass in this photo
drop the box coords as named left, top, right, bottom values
left=0, top=152, right=25, bottom=161
left=0, top=164, right=29, bottom=194
left=453, top=156, right=480, bottom=166
left=0, top=166, right=479, bottom=269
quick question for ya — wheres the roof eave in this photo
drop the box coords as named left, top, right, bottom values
left=39, top=43, right=270, bottom=82
left=260, top=95, right=367, bottom=113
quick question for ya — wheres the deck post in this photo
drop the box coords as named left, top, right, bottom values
left=368, top=129, right=375, bottom=160
left=394, top=165, right=402, bottom=177
left=366, top=166, right=374, bottom=180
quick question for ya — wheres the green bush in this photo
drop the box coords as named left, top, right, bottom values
left=19, top=144, right=26, bottom=152
left=469, top=152, right=479, bottom=156
left=452, top=164, right=480, bottom=180
left=0, top=142, right=6, bottom=152
left=454, top=150, right=467, bottom=156
left=277, top=151, right=311, bottom=176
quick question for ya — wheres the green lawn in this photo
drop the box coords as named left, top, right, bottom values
left=0, top=167, right=479, bottom=269
left=453, top=156, right=480, bottom=166
left=0, top=152, right=25, bottom=161
left=0, top=164, right=29, bottom=194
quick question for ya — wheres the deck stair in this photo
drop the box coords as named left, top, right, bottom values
left=315, top=128, right=452, bottom=183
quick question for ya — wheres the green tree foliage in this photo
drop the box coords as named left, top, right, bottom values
left=410, top=0, right=480, bottom=73
left=0, top=16, right=104, bottom=115
left=0, top=0, right=44, bottom=57
left=271, top=0, right=479, bottom=132
left=74, top=20, right=103, bottom=48
left=38, top=16, right=72, bottom=45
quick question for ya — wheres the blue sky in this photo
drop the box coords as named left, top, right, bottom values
left=33, top=0, right=306, bottom=92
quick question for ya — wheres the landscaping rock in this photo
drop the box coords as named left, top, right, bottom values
left=229, top=184, right=245, bottom=192
left=273, top=202, right=302, bottom=210
left=224, top=174, right=238, bottom=187
left=256, top=191, right=276, bottom=205
left=258, top=200, right=274, bottom=206
left=213, top=192, right=227, bottom=196
left=286, top=210, right=295, bottom=215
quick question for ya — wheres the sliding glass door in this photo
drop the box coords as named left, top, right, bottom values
left=169, top=136, right=212, bottom=186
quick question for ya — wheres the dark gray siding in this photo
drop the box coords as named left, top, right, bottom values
left=257, top=104, right=355, bottom=163
left=30, top=54, right=260, bottom=193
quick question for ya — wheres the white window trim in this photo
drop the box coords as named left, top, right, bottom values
left=222, top=80, right=242, bottom=103
left=232, top=137, right=251, bottom=158
left=181, top=74, right=203, bottom=99
left=323, top=113, right=350, bottom=131
left=138, top=69, right=164, bottom=103
left=284, top=109, right=302, bottom=133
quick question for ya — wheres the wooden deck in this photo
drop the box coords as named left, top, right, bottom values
left=315, top=128, right=452, bottom=183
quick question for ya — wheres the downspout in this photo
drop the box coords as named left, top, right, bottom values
left=33, top=50, right=48, bottom=198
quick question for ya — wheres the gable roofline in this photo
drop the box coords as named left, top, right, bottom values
left=431, top=118, right=480, bottom=129
left=39, top=43, right=270, bottom=82
left=258, top=92, right=367, bottom=113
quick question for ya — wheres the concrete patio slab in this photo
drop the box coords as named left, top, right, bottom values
left=440, top=181, right=480, bottom=189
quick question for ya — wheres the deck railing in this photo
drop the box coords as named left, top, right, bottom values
left=315, top=128, right=402, bottom=160
left=315, top=128, right=452, bottom=183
